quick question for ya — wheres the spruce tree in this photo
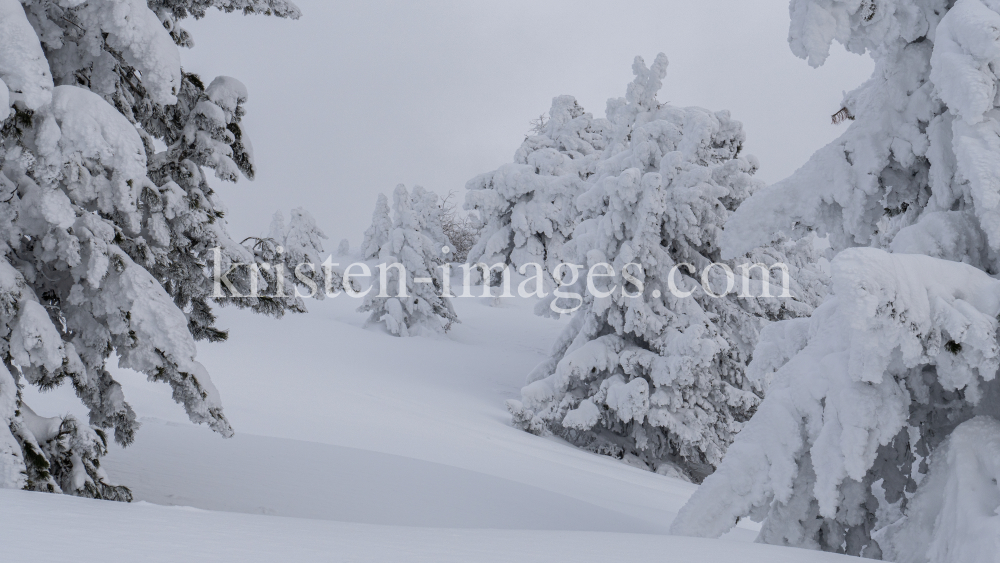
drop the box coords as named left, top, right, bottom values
left=508, top=54, right=821, bottom=481
left=360, top=185, right=458, bottom=337
left=674, top=2, right=1000, bottom=560
left=0, top=0, right=299, bottom=498
left=360, top=192, right=391, bottom=261
left=465, top=95, right=607, bottom=284
left=252, top=207, right=341, bottom=301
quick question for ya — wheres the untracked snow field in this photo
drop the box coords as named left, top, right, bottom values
left=8, top=280, right=853, bottom=562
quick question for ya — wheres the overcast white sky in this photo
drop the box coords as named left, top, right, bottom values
left=180, top=0, right=874, bottom=245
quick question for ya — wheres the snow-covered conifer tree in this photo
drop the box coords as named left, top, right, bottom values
left=0, top=0, right=299, bottom=499
left=465, top=95, right=608, bottom=282
left=507, top=54, right=820, bottom=481
left=673, top=2, right=1000, bottom=559
left=269, top=208, right=327, bottom=269
left=360, top=193, right=391, bottom=261
left=360, top=185, right=457, bottom=336
left=253, top=207, right=345, bottom=300
left=337, top=239, right=350, bottom=257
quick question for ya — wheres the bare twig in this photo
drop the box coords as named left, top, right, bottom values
left=832, top=107, right=855, bottom=125
left=439, top=191, right=479, bottom=263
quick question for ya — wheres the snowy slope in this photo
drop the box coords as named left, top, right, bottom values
left=2, top=488, right=851, bottom=563
left=29, top=289, right=710, bottom=531
left=105, top=420, right=668, bottom=533
left=14, top=275, right=855, bottom=561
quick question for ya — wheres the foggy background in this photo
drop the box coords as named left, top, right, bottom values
left=179, top=0, right=874, bottom=245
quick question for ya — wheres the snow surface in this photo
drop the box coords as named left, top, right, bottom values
left=14, top=278, right=858, bottom=561
left=3, top=487, right=852, bottom=563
